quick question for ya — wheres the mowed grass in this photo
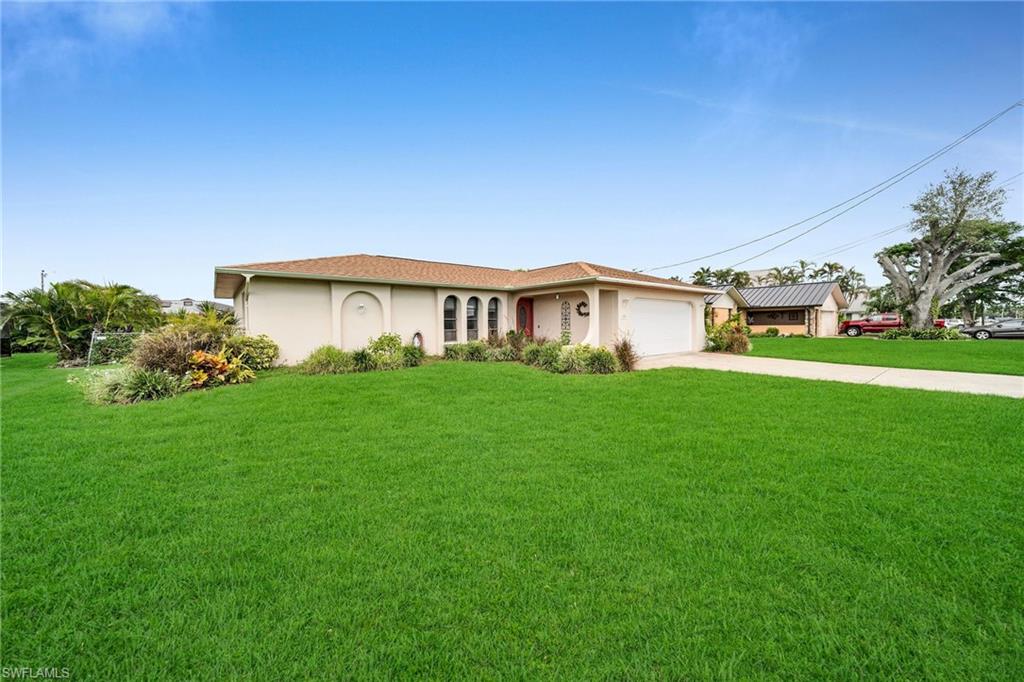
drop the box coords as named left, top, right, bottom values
left=747, top=335, right=1024, bottom=375
left=2, top=353, right=1022, bottom=679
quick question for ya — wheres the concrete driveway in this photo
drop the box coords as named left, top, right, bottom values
left=636, top=352, right=1024, bottom=398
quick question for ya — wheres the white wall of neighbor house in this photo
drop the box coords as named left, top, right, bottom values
left=244, top=277, right=333, bottom=364
left=816, top=293, right=839, bottom=337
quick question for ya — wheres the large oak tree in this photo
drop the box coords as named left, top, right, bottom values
left=876, top=169, right=1022, bottom=328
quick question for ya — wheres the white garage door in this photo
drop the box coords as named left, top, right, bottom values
left=818, top=311, right=838, bottom=337
left=630, top=298, right=692, bottom=356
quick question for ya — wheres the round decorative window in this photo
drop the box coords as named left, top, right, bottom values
left=517, top=304, right=527, bottom=329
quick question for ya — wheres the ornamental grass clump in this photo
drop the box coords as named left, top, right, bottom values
left=80, top=367, right=189, bottom=405
left=613, top=338, right=638, bottom=372
left=300, top=346, right=356, bottom=375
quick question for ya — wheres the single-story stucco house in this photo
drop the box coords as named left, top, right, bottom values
left=737, top=281, right=848, bottom=336
left=213, top=254, right=718, bottom=364
left=704, top=286, right=750, bottom=325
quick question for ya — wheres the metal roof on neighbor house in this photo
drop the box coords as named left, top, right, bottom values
left=703, top=285, right=749, bottom=307
left=737, top=281, right=842, bottom=309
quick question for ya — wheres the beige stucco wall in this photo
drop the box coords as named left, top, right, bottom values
left=598, top=289, right=618, bottom=347
left=245, top=277, right=333, bottom=364
left=236, top=274, right=708, bottom=362
left=531, top=291, right=589, bottom=343
left=391, top=286, right=438, bottom=353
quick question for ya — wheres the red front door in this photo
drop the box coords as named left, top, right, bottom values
left=516, top=298, right=534, bottom=336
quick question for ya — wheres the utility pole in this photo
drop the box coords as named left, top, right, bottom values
left=40, top=269, right=48, bottom=289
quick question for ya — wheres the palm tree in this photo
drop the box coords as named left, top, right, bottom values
left=2, top=280, right=162, bottom=361
left=691, top=267, right=714, bottom=286
left=764, top=266, right=800, bottom=285
left=813, top=261, right=844, bottom=281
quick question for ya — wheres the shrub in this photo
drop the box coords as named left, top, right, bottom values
left=464, top=341, right=489, bottom=361
left=352, top=348, right=375, bottom=372
left=188, top=350, right=255, bottom=388
left=129, top=328, right=197, bottom=376
left=222, top=334, right=280, bottom=370
left=764, top=327, right=780, bottom=337
left=444, top=344, right=468, bottom=361
left=401, top=344, right=425, bottom=367
left=164, top=311, right=236, bottom=350
left=522, top=342, right=543, bottom=366
left=505, top=330, right=527, bottom=357
left=489, top=344, right=519, bottom=362
left=706, top=314, right=751, bottom=354
left=585, top=347, right=618, bottom=374
left=613, top=338, right=639, bottom=372
left=880, top=327, right=964, bottom=341
left=537, top=342, right=564, bottom=373
left=367, top=333, right=405, bottom=370
left=82, top=367, right=188, bottom=404
left=559, top=330, right=572, bottom=346
left=89, top=333, right=138, bottom=365
left=300, top=345, right=355, bottom=374
left=559, top=344, right=592, bottom=374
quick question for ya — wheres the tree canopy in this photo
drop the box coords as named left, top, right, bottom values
left=876, top=169, right=1022, bottom=328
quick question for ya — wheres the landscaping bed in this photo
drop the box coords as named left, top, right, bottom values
left=746, top=336, right=1024, bottom=375
left=2, top=353, right=1021, bottom=678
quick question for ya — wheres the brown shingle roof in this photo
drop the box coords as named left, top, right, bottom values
left=216, top=253, right=704, bottom=293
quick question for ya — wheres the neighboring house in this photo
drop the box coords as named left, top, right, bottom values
left=737, top=282, right=848, bottom=337
left=842, top=291, right=870, bottom=320
left=704, top=286, right=749, bottom=325
left=213, top=254, right=717, bottom=364
left=160, top=298, right=233, bottom=315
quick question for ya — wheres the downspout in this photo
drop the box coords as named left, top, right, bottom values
left=242, top=274, right=253, bottom=334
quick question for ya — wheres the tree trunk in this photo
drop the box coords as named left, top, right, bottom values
left=907, top=295, right=934, bottom=329
left=961, top=303, right=975, bottom=326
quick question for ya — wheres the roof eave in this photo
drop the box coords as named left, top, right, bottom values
left=213, top=267, right=714, bottom=295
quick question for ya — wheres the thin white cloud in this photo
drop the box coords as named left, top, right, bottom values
left=690, top=6, right=811, bottom=85
left=644, top=87, right=949, bottom=142
left=2, top=2, right=207, bottom=83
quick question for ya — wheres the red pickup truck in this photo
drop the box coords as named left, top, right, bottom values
left=840, top=314, right=944, bottom=336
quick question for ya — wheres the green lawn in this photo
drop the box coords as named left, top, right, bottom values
left=2, top=354, right=1022, bottom=679
left=747, top=335, right=1024, bottom=375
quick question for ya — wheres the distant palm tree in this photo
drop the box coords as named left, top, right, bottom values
left=2, top=280, right=161, bottom=361
left=691, top=267, right=714, bottom=286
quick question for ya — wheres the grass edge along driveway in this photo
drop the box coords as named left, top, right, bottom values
left=2, top=353, right=1022, bottom=679
left=746, top=335, right=1023, bottom=375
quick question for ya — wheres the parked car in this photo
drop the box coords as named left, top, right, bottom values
left=938, top=318, right=964, bottom=328
left=839, top=313, right=944, bottom=336
left=960, top=319, right=1024, bottom=340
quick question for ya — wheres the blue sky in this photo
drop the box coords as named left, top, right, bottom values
left=3, top=2, right=1021, bottom=299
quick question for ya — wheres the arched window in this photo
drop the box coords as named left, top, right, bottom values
left=487, top=298, right=500, bottom=339
left=444, top=296, right=459, bottom=343
left=466, top=296, right=480, bottom=341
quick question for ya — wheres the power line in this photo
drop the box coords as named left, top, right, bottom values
left=639, top=99, right=1023, bottom=274
left=997, top=171, right=1023, bottom=187
left=724, top=101, right=1023, bottom=269
left=805, top=169, right=1021, bottom=263
left=814, top=222, right=911, bottom=260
